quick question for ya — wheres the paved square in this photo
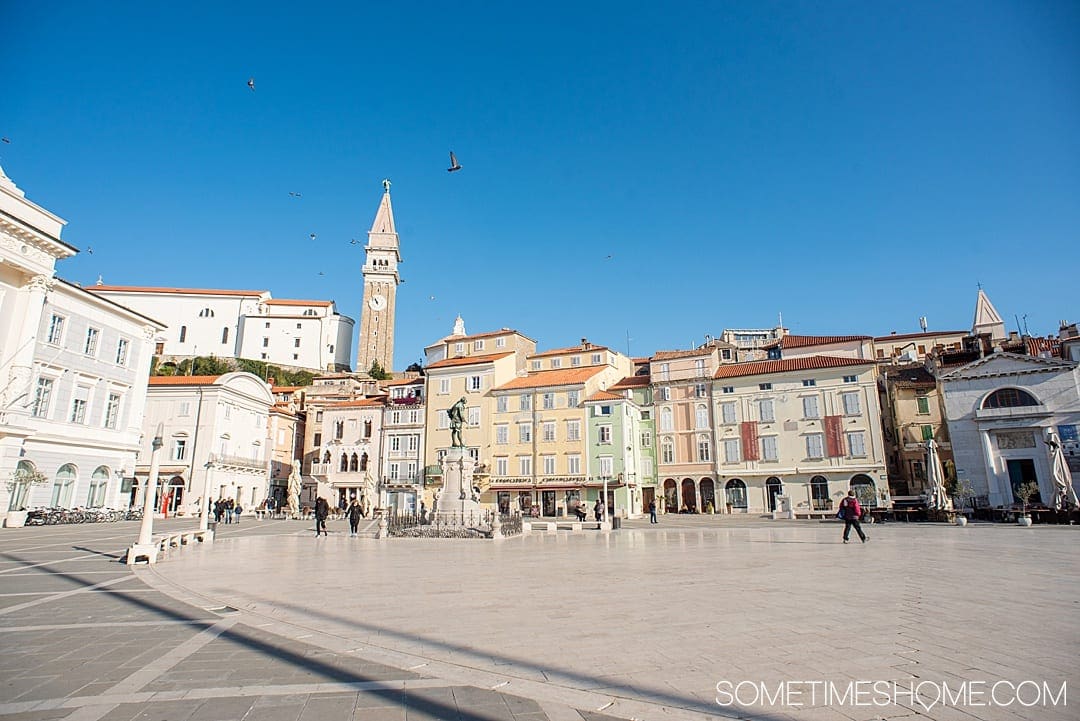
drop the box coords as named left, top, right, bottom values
left=0, top=517, right=1076, bottom=720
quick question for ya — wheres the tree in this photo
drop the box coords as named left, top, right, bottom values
left=368, top=360, right=392, bottom=380
left=405, top=362, right=424, bottom=375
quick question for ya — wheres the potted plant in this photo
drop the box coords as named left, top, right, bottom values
left=4, top=466, right=49, bottom=527
left=1014, top=481, right=1040, bottom=527
left=953, top=480, right=975, bottom=526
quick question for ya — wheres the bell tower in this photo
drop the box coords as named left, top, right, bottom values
left=356, top=179, right=400, bottom=374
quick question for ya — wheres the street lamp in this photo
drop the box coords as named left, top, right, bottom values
left=127, top=423, right=164, bottom=564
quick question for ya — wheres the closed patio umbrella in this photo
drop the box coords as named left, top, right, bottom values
left=925, top=439, right=953, bottom=511
left=1046, top=430, right=1078, bottom=510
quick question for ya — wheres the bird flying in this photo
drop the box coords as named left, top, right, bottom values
left=350, top=239, right=360, bottom=245
left=289, top=191, right=302, bottom=198
left=0, top=137, right=10, bottom=144
left=247, top=78, right=255, bottom=92
left=87, top=246, right=93, bottom=255
left=447, top=151, right=462, bottom=172
left=309, top=233, right=316, bottom=241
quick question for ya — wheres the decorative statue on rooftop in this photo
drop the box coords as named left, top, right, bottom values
left=447, top=397, right=467, bottom=448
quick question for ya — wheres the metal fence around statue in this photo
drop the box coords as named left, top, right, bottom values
left=387, top=510, right=523, bottom=538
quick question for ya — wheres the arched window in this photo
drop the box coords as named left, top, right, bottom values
left=725, top=479, right=747, bottom=509
left=335, top=421, right=344, bottom=440
left=850, top=474, right=877, bottom=508
left=51, top=464, right=77, bottom=508
left=697, top=434, right=711, bottom=462
left=322, top=450, right=331, bottom=463
left=811, top=475, right=830, bottom=510
left=660, top=437, right=674, bottom=464
left=88, top=466, right=110, bottom=507
left=339, top=453, right=349, bottom=472
left=360, top=453, right=369, bottom=471
left=363, top=420, right=373, bottom=438
left=765, top=476, right=783, bottom=512
left=660, top=407, right=673, bottom=432
left=349, top=453, right=359, bottom=472
left=198, top=308, right=215, bottom=318
left=695, top=404, right=709, bottom=429
left=982, top=388, right=1039, bottom=409
left=8, top=460, right=37, bottom=511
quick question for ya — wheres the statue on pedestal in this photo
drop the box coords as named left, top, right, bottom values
left=286, top=459, right=302, bottom=517
left=447, top=397, right=467, bottom=447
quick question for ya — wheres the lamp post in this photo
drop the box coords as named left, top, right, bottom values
left=127, top=423, right=164, bottom=563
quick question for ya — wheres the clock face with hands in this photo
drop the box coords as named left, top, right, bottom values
left=369, top=294, right=386, bottom=311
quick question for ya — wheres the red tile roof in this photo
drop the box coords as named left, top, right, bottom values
left=383, top=377, right=424, bottom=386
left=528, top=345, right=609, bottom=359
left=495, top=366, right=605, bottom=391
left=779, top=334, right=873, bottom=349
left=584, top=390, right=623, bottom=403
left=714, top=356, right=875, bottom=379
left=264, top=298, right=333, bottom=307
left=652, top=348, right=712, bottom=361
left=873, top=331, right=967, bottom=342
left=148, top=375, right=223, bottom=385
left=426, top=352, right=516, bottom=369
left=324, top=398, right=385, bottom=408
left=89, top=285, right=266, bottom=297
left=271, top=385, right=302, bottom=392
left=610, top=375, right=650, bottom=389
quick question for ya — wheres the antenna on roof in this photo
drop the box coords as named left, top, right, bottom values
left=919, top=316, right=928, bottom=332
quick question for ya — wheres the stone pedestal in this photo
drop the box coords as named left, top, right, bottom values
left=435, top=447, right=483, bottom=521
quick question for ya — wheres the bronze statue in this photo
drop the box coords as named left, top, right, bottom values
left=447, top=396, right=467, bottom=447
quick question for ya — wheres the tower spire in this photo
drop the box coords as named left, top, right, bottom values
left=356, top=181, right=402, bottom=374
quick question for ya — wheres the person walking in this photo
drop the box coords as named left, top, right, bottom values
left=649, top=498, right=658, bottom=524
left=314, top=496, right=330, bottom=537
left=346, top=498, right=364, bottom=537
left=594, top=498, right=605, bottom=522
left=839, top=490, right=868, bottom=543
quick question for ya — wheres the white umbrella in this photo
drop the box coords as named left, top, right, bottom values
left=925, top=439, right=953, bottom=511
left=1046, top=430, right=1078, bottom=511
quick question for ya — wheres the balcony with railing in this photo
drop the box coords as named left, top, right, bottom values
left=310, top=462, right=331, bottom=476
left=208, top=453, right=267, bottom=471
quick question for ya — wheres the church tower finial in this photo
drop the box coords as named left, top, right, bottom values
left=451, top=315, right=466, bottom=337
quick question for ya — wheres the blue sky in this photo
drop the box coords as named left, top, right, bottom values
left=4, top=1, right=1078, bottom=369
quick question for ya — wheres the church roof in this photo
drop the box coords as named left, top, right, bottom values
left=265, top=298, right=333, bottom=307
left=972, top=289, right=1004, bottom=332
left=369, top=189, right=396, bottom=236
left=89, top=285, right=267, bottom=297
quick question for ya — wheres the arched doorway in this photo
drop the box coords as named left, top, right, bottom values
left=850, top=474, right=877, bottom=507
left=663, top=479, right=677, bottom=513
left=700, top=478, right=716, bottom=513
left=167, top=477, right=185, bottom=514
left=725, top=479, right=747, bottom=512
left=681, top=478, right=697, bottom=512
left=811, top=475, right=830, bottom=510
left=88, top=467, right=110, bottom=507
left=8, top=461, right=37, bottom=511
left=51, top=464, right=77, bottom=508
left=765, top=477, right=783, bottom=512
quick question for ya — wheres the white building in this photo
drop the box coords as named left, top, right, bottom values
left=139, top=373, right=274, bottom=516
left=1, top=165, right=164, bottom=519
left=87, top=285, right=354, bottom=372
left=308, top=397, right=386, bottom=510
left=939, top=353, right=1080, bottom=508
left=381, top=378, right=426, bottom=513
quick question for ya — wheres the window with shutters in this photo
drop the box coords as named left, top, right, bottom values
left=661, top=438, right=674, bottom=464
left=519, top=423, right=532, bottom=442
left=721, top=402, right=737, bottom=424
left=566, top=419, right=581, bottom=441
left=497, top=395, right=508, bottom=413
left=841, top=392, right=861, bottom=416
left=542, top=393, right=555, bottom=409
left=495, top=457, right=508, bottom=476
left=921, top=424, right=934, bottom=441
left=598, top=425, right=612, bottom=444
left=724, top=438, right=740, bottom=463
left=806, top=433, right=825, bottom=458
left=916, top=396, right=930, bottom=415
left=758, top=399, right=775, bottom=423
left=847, top=432, right=866, bottom=457
left=761, top=436, right=779, bottom=461
left=543, top=456, right=556, bottom=475
left=567, top=390, right=579, bottom=407
left=542, top=421, right=556, bottom=442
left=519, top=456, right=532, bottom=475
left=567, top=454, right=582, bottom=474
left=695, top=404, right=709, bottom=429
left=659, top=407, right=674, bottom=432
left=802, top=396, right=820, bottom=419
left=495, top=424, right=509, bottom=445
left=697, top=436, right=711, bottom=462
left=468, top=407, right=480, bottom=426
left=520, top=394, right=532, bottom=411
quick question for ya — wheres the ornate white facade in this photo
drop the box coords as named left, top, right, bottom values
left=1, top=165, right=164, bottom=518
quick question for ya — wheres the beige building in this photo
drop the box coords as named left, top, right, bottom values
left=267, top=400, right=303, bottom=508
left=764, top=334, right=875, bottom=361
left=873, top=330, right=967, bottom=363
left=709, top=356, right=889, bottom=516
left=878, top=364, right=953, bottom=496
left=487, top=351, right=630, bottom=515
left=381, top=377, right=426, bottom=513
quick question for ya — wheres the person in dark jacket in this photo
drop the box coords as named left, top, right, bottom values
left=839, top=490, right=868, bottom=543
left=345, top=498, right=364, bottom=537
left=649, top=499, right=658, bottom=524
left=314, top=496, right=330, bottom=537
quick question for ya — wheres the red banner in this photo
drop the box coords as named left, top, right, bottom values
left=741, top=421, right=760, bottom=461
left=825, top=415, right=845, bottom=457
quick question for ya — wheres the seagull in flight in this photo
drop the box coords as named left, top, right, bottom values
left=309, top=233, right=316, bottom=241
left=605, top=254, right=614, bottom=260
left=289, top=191, right=302, bottom=198
left=86, top=246, right=93, bottom=255
left=447, top=151, right=462, bottom=172
left=1, top=137, right=10, bottom=144
left=247, top=77, right=256, bottom=92
left=350, top=239, right=360, bottom=245
left=317, top=271, right=325, bottom=276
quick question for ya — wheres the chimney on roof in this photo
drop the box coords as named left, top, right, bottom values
left=581, top=338, right=590, bottom=349
left=891, top=331, right=897, bottom=335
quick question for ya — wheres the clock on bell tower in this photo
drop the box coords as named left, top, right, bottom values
left=356, top=179, right=401, bottom=375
